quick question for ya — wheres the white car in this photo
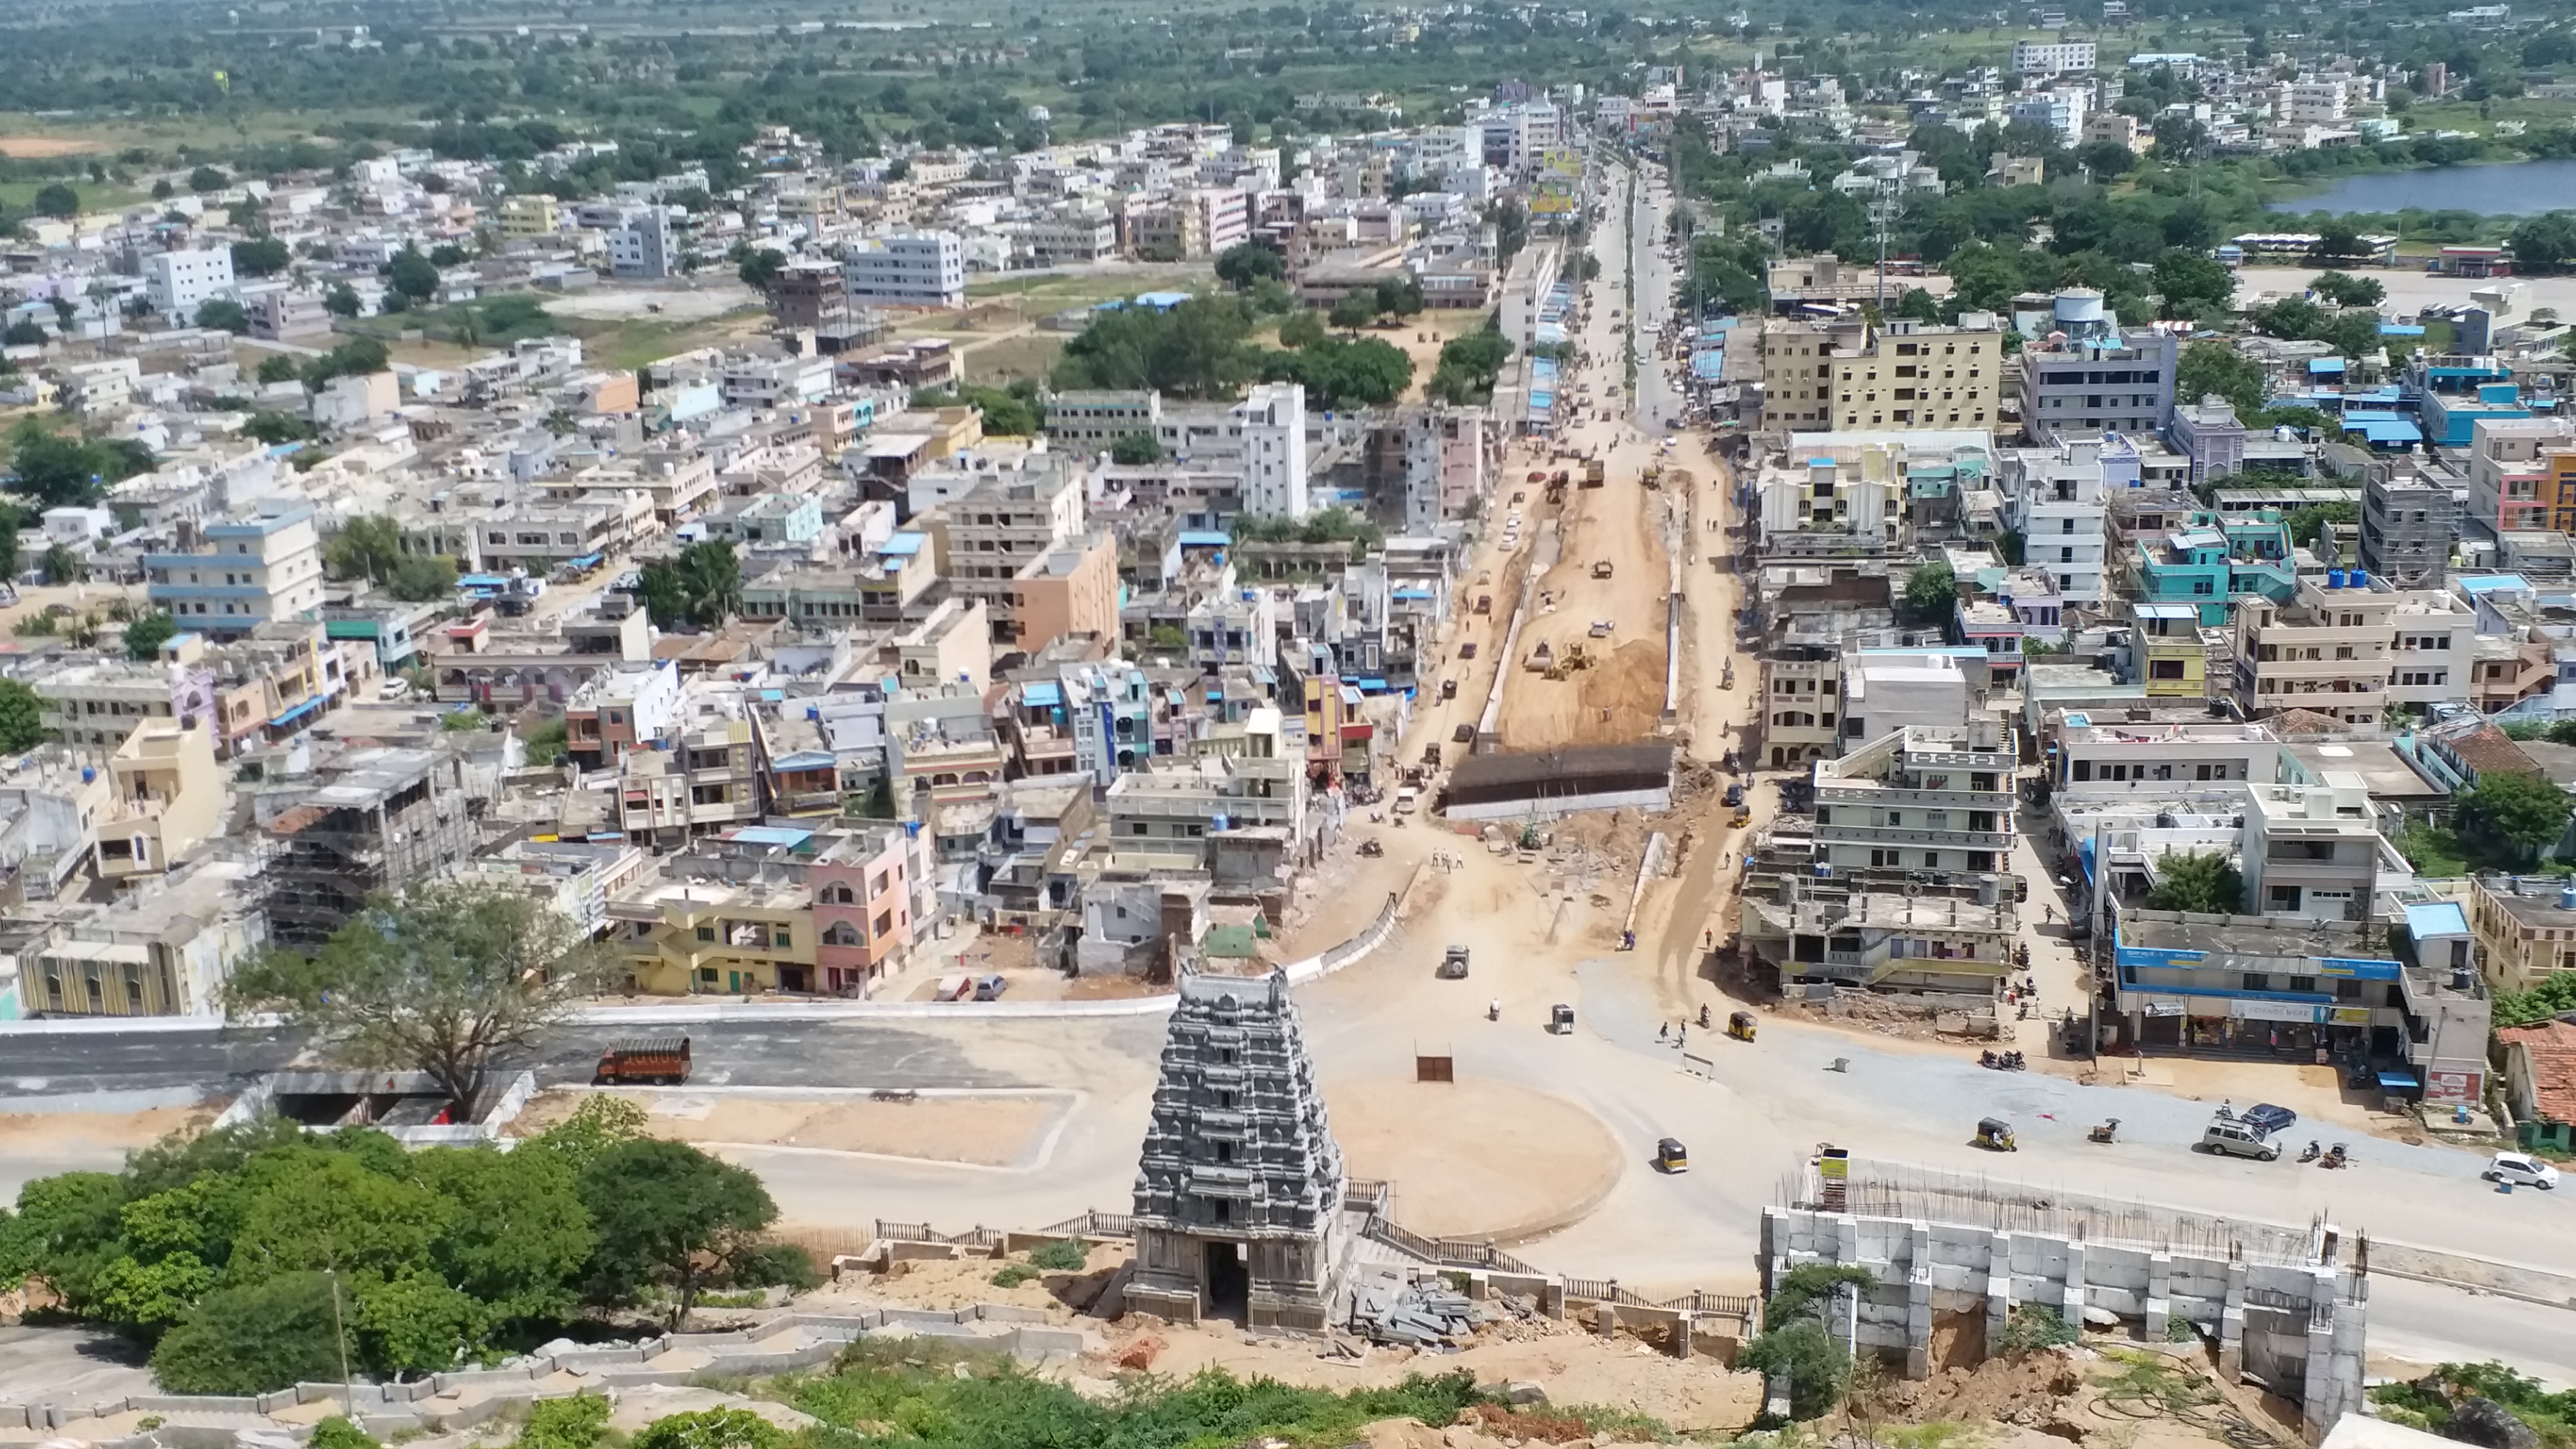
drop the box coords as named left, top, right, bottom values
left=2488, top=1152, right=2561, bottom=1189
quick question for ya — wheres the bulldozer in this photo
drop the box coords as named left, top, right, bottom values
left=1544, top=642, right=1593, bottom=679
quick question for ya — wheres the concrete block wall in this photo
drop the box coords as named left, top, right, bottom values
left=1762, top=1206, right=2361, bottom=1439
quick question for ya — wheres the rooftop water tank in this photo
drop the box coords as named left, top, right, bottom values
left=2054, top=288, right=2106, bottom=325
left=2327, top=569, right=2346, bottom=588
left=2560, top=883, right=2575, bottom=910
left=2351, top=569, right=2369, bottom=587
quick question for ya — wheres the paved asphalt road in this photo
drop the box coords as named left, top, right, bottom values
left=0, top=1017, right=1033, bottom=1102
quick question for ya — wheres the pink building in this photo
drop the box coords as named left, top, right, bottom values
left=811, top=826, right=914, bottom=995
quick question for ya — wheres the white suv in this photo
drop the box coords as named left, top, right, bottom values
left=2487, top=1153, right=2562, bottom=1190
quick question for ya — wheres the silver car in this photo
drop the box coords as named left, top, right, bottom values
left=2200, top=1120, right=2281, bottom=1161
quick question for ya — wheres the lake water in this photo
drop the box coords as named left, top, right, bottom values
left=2266, top=158, right=2576, bottom=217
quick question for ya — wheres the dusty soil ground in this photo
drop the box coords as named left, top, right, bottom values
left=1094, top=1315, right=1765, bottom=1433
left=543, top=282, right=759, bottom=321
left=0, top=1105, right=218, bottom=1158
left=812, top=1240, right=1130, bottom=1318
left=1323, top=1075, right=1623, bottom=1242
left=509, top=1088, right=1064, bottom=1166
left=0, top=136, right=105, bottom=157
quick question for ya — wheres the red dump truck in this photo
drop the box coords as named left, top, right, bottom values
left=594, top=1036, right=692, bottom=1085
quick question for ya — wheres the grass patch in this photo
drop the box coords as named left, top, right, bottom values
left=0, top=181, right=151, bottom=215
left=780, top=1344, right=1574, bottom=1449
left=988, top=1264, right=1039, bottom=1289
left=2373, top=1364, right=2576, bottom=1449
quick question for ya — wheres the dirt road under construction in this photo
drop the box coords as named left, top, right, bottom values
left=1486, top=163, right=1694, bottom=752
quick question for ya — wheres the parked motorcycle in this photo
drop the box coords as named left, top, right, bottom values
left=2299, top=1140, right=2322, bottom=1163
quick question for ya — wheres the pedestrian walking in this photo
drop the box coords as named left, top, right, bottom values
left=1659, top=1021, right=1670, bottom=1040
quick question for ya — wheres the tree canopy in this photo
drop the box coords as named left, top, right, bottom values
left=1902, top=561, right=1957, bottom=626
left=638, top=541, right=744, bottom=631
left=2143, top=850, right=2244, bottom=915
left=4, top=419, right=157, bottom=509
left=2454, top=772, right=2575, bottom=863
left=225, top=881, right=614, bottom=1123
left=1, top=1098, right=808, bottom=1393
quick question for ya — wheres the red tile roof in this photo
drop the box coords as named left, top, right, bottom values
left=2500, top=1019, right=2576, bottom=1125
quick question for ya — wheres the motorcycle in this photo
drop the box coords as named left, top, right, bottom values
left=2088, top=1119, right=2119, bottom=1144
left=2299, top=1140, right=2322, bottom=1163
left=1698, top=1005, right=1712, bottom=1029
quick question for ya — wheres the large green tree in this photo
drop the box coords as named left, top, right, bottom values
left=0, top=679, right=47, bottom=753
left=1903, top=561, right=1957, bottom=626
left=579, top=1140, right=778, bottom=1328
left=225, top=881, right=613, bottom=1123
left=325, top=515, right=406, bottom=583
left=2455, top=772, right=2576, bottom=863
left=638, top=541, right=743, bottom=630
left=2174, top=340, right=2266, bottom=419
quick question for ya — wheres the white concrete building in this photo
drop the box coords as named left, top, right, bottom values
left=1234, top=382, right=1309, bottom=520
left=2011, top=38, right=2097, bottom=74
left=846, top=230, right=967, bottom=309
left=1998, top=438, right=2111, bottom=609
left=144, top=247, right=236, bottom=320
left=607, top=209, right=673, bottom=280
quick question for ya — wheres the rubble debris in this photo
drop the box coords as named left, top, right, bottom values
left=1351, top=1278, right=1487, bottom=1346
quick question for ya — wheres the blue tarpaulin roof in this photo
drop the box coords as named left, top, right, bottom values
left=2308, top=358, right=2345, bottom=375
left=269, top=695, right=326, bottom=730
left=1022, top=681, right=1063, bottom=707
left=1134, top=291, right=1193, bottom=310
left=2378, top=1070, right=2420, bottom=1090
left=727, top=826, right=813, bottom=847
left=1178, top=530, right=1230, bottom=547
left=879, top=533, right=927, bottom=556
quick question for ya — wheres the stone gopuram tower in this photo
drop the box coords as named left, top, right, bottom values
left=1125, top=965, right=1353, bottom=1330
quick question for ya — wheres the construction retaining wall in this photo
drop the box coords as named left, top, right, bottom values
left=1763, top=1206, right=2365, bottom=1442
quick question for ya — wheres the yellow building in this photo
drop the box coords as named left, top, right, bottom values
left=496, top=195, right=564, bottom=240
left=94, top=718, right=222, bottom=882
left=2133, top=603, right=2206, bottom=698
left=615, top=875, right=822, bottom=996
left=2468, top=875, right=2576, bottom=994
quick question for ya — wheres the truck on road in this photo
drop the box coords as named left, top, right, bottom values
left=595, top=1036, right=692, bottom=1085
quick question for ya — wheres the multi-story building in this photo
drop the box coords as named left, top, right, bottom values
left=2053, top=717, right=2277, bottom=797
left=1997, top=438, right=2111, bottom=609
left=1811, top=719, right=2017, bottom=875
left=2018, top=290, right=2178, bottom=444
left=1012, top=532, right=1121, bottom=652
left=923, top=457, right=1085, bottom=645
left=1235, top=382, right=1310, bottom=518
left=2231, top=573, right=2402, bottom=729
left=16, top=858, right=267, bottom=1017
left=145, top=499, right=326, bottom=638
left=2463, top=416, right=2576, bottom=540
left=2468, top=876, right=2576, bottom=993
left=2131, top=603, right=2210, bottom=697
left=2128, top=510, right=2296, bottom=627
left=248, top=289, right=331, bottom=342
left=2165, top=396, right=2247, bottom=484
left=769, top=258, right=850, bottom=331
left=607, top=209, right=674, bottom=280
left=257, top=746, right=475, bottom=945
left=496, top=195, right=563, bottom=240
left=618, top=717, right=763, bottom=846
left=845, top=230, right=966, bottom=309
left=1102, top=708, right=1309, bottom=870
left=92, top=717, right=222, bottom=884
left=2012, top=37, right=2097, bottom=74
left=2360, top=470, right=2459, bottom=586
left=1760, top=318, right=2001, bottom=433
left=145, top=247, right=235, bottom=320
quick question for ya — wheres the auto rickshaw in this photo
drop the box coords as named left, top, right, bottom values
left=1550, top=1002, right=1575, bottom=1034
left=1726, top=1011, right=1757, bottom=1043
left=1974, top=1117, right=2018, bottom=1152
left=1655, top=1137, right=1689, bottom=1173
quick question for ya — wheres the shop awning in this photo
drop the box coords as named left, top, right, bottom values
left=2376, top=1070, right=2420, bottom=1090
left=268, top=695, right=327, bottom=730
